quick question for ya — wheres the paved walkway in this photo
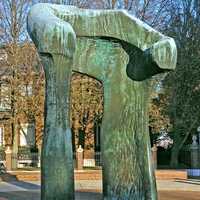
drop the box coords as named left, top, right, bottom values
left=0, top=179, right=200, bottom=199
left=157, top=179, right=200, bottom=191
left=77, top=179, right=200, bottom=192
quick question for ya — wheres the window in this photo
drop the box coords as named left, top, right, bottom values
left=0, top=83, right=11, bottom=110
left=20, top=85, right=32, bottom=96
left=0, top=127, right=4, bottom=146
left=0, top=49, right=7, bottom=62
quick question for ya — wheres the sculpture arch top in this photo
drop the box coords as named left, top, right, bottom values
left=27, top=3, right=177, bottom=81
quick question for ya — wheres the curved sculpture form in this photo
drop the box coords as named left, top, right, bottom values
left=27, top=3, right=177, bottom=200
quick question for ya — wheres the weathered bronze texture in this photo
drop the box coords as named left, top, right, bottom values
left=27, top=3, right=177, bottom=200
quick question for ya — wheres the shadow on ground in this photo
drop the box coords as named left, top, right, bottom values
left=7, top=181, right=40, bottom=190
left=1, top=191, right=200, bottom=200
left=0, top=191, right=40, bottom=200
left=0, top=191, right=102, bottom=200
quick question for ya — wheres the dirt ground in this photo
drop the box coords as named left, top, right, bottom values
left=158, top=191, right=200, bottom=200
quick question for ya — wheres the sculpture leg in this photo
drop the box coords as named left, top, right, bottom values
left=40, top=53, right=74, bottom=200
left=102, top=80, right=157, bottom=200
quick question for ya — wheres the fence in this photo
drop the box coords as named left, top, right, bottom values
left=13, top=150, right=102, bottom=169
left=1, top=146, right=197, bottom=170
left=9, top=147, right=40, bottom=168
left=73, top=151, right=102, bottom=168
left=0, top=148, right=5, bottom=163
left=17, top=152, right=39, bottom=167
left=0, top=148, right=5, bottom=173
left=179, top=147, right=192, bottom=168
left=95, top=152, right=102, bottom=166
left=0, top=149, right=102, bottom=169
left=157, top=145, right=200, bottom=169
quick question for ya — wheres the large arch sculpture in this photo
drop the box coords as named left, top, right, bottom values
left=27, top=3, right=177, bottom=200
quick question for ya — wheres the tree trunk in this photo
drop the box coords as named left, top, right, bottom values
left=40, top=53, right=74, bottom=200
left=78, top=129, right=85, bottom=149
left=170, top=148, right=179, bottom=168
left=11, top=122, right=18, bottom=169
left=170, top=131, right=182, bottom=168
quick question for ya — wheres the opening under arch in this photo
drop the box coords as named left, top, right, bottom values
left=70, top=72, right=103, bottom=167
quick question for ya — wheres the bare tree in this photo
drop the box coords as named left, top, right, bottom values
left=37, top=0, right=90, bottom=8
left=96, top=0, right=170, bottom=28
left=0, top=0, right=33, bottom=43
left=0, top=0, right=44, bottom=169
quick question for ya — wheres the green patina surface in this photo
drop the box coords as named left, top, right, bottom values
left=73, top=38, right=156, bottom=199
left=27, top=3, right=177, bottom=200
left=28, top=3, right=177, bottom=79
left=40, top=54, right=74, bottom=200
